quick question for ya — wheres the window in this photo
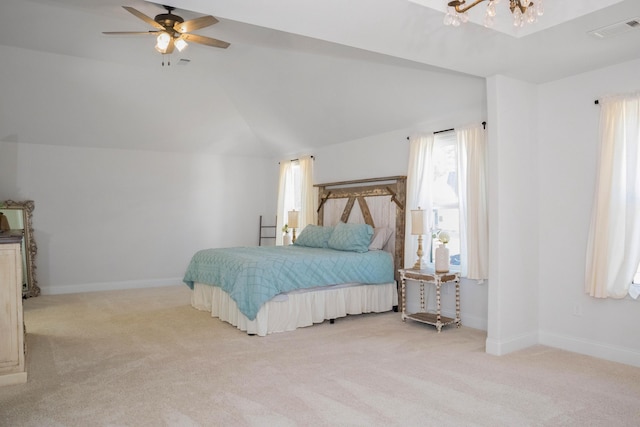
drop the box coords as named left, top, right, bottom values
left=276, top=156, right=314, bottom=245
left=282, top=161, right=301, bottom=216
left=429, top=133, right=461, bottom=268
left=406, top=124, right=488, bottom=280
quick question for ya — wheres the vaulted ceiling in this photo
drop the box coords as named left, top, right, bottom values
left=1, top=0, right=639, bottom=156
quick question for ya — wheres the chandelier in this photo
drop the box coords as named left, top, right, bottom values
left=444, top=0, right=544, bottom=28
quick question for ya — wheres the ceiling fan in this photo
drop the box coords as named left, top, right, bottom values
left=103, top=5, right=230, bottom=56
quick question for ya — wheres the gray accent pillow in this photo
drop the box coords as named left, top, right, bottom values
left=369, top=227, right=393, bottom=251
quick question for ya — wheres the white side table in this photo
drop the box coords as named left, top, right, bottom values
left=399, top=269, right=461, bottom=332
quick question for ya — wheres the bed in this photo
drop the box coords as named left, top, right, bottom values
left=185, top=176, right=406, bottom=336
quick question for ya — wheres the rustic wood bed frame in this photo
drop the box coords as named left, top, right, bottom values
left=315, top=175, right=407, bottom=304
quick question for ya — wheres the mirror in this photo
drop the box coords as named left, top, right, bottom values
left=0, top=200, right=39, bottom=297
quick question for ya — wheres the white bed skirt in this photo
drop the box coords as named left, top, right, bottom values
left=191, top=282, right=398, bottom=336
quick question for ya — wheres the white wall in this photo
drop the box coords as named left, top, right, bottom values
left=537, top=58, right=640, bottom=367
left=0, top=142, right=277, bottom=294
left=0, top=44, right=270, bottom=157
left=0, top=43, right=279, bottom=295
left=312, top=107, right=486, bottom=185
left=485, top=76, right=540, bottom=355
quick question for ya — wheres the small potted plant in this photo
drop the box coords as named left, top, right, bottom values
left=282, top=224, right=291, bottom=246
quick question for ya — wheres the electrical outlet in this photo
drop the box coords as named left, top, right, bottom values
left=572, top=302, right=582, bottom=316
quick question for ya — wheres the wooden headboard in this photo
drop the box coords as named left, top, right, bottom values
left=315, top=176, right=406, bottom=286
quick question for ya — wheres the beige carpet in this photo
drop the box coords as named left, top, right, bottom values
left=1, top=286, right=639, bottom=427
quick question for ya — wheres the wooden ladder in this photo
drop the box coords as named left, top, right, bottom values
left=258, top=215, right=277, bottom=246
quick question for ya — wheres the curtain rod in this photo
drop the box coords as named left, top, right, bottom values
left=278, top=155, right=314, bottom=164
left=406, top=121, right=486, bottom=140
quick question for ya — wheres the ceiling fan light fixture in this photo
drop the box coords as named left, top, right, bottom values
left=155, top=32, right=171, bottom=52
left=175, top=38, right=188, bottom=52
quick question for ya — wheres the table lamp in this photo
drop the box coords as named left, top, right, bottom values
left=288, top=210, right=299, bottom=243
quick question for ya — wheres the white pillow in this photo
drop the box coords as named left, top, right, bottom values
left=368, top=227, right=393, bottom=251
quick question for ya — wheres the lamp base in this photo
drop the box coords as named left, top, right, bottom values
left=412, top=234, right=424, bottom=270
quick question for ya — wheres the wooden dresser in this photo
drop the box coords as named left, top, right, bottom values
left=0, top=233, right=27, bottom=386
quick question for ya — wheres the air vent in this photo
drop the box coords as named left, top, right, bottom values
left=177, top=58, right=191, bottom=66
left=588, top=17, right=640, bottom=39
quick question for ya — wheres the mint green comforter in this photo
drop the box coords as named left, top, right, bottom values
left=183, top=245, right=394, bottom=320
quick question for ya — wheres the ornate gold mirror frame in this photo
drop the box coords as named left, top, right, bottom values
left=0, top=200, right=39, bottom=297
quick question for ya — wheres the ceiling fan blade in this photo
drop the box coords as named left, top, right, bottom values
left=122, top=6, right=165, bottom=31
left=102, top=31, right=158, bottom=35
left=174, top=15, right=218, bottom=33
left=181, top=33, right=230, bottom=49
left=165, top=37, right=175, bottom=54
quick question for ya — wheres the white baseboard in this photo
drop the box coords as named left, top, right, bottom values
left=0, top=372, right=27, bottom=387
left=441, top=309, right=487, bottom=331
left=539, top=330, right=640, bottom=368
left=41, top=278, right=183, bottom=295
left=485, top=331, right=538, bottom=356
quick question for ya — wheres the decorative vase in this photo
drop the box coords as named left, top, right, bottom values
left=435, top=243, right=450, bottom=273
left=283, top=234, right=291, bottom=246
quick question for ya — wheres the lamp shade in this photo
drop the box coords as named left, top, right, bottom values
left=411, top=208, right=426, bottom=235
left=288, top=210, right=299, bottom=228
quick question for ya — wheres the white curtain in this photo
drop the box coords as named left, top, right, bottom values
left=457, top=124, right=489, bottom=280
left=275, top=161, right=291, bottom=246
left=585, top=93, right=640, bottom=299
left=405, top=134, right=434, bottom=268
left=275, top=156, right=315, bottom=245
left=298, top=155, right=316, bottom=229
